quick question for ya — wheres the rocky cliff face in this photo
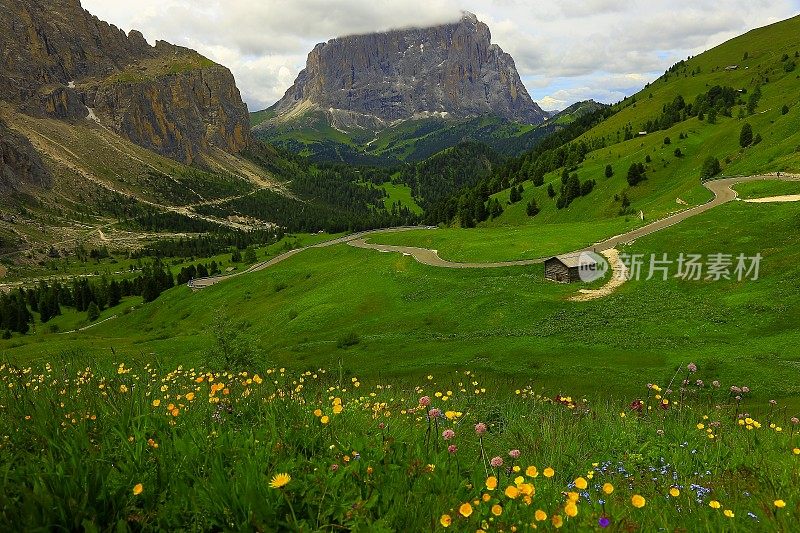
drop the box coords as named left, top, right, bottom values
left=0, top=118, right=49, bottom=193
left=271, top=13, right=544, bottom=127
left=0, top=0, right=249, bottom=167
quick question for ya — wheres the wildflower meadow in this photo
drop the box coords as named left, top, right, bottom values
left=0, top=357, right=798, bottom=531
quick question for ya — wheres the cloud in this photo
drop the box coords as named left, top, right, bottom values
left=82, top=0, right=800, bottom=110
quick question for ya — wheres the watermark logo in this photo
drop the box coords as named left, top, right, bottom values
left=578, top=251, right=610, bottom=283
left=615, top=253, right=762, bottom=281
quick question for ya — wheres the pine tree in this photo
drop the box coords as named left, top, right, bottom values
left=526, top=198, right=540, bottom=217
left=739, top=123, right=753, bottom=148
left=605, top=165, right=613, bottom=178
left=87, top=302, right=100, bottom=322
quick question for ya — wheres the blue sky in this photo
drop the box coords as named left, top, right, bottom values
left=83, top=1, right=800, bottom=111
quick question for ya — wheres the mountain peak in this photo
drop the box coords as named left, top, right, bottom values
left=267, top=14, right=544, bottom=128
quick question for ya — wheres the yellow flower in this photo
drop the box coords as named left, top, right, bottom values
left=132, top=483, right=143, bottom=495
left=459, top=502, right=473, bottom=517
left=567, top=491, right=579, bottom=502
left=152, top=399, right=161, bottom=407
left=534, top=509, right=547, bottom=522
left=269, top=473, right=291, bottom=489
left=552, top=515, right=563, bottom=528
left=332, top=404, right=343, bottom=415
left=544, top=467, right=554, bottom=478
left=574, top=477, right=587, bottom=490
left=505, top=485, right=520, bottom=499
left=185, top=392, right=195, bottom=401
left=631, top=495, right=646, bottom=508
left=485, top=476, right=498, bottom=490
left=670, top=487, right=680, bottom=498
left=171, top=408, right=180, bottom=417
left=709, top=500, right=721, bottom=509
left=440, top=514, right=452, bottom=527
left=697, top=423, right=705, bottom=429
left=774, top=500, right=786, bottom=508
left=491, top=504, right=503, bottom=516
left=320, top=415, right=330, bottom=424
left=723, top=509, right=734, bottom=518
left=482, top=493, right=491, bottom=502
left=313, top=409, right=322, bottom=417
left=526, top=466, right=538, bottom=478
left=564, top=501, right=578, bottom=517
left=602, top=483, right=614, bottom=495
left=519, top=483, right=535, bottom=497
left=793, top=448, right=800, bottom=455
left=514, top=475, right=525, bottom=485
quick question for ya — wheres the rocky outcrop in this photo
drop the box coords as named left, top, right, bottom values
left=270, top=12, right=544, bottom=127
left=0, top=118, right=49, bottom=192
left=0, top=0, right=249, bottom=166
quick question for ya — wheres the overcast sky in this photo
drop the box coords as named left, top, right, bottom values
left=83, top=0, right=800, bottom=112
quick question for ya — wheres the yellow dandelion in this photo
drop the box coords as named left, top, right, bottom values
left=313, top=409, right=322, bottom=417
left=320, top=415, right=330, bottom=424
left=631, top=495, right=646, bottom=508
left=514, top=475, right=525, bottom=486
left=602, top=483, right=614, bottom=495
left=482, top=493, right=491, bottom=502
left=709, top=500, right=721, bottom=509
left=132, top=483, right=143, bottom=496
left=534, top=509, right=547, bottom=521
left=565, top=502, right=578, bottom=517
left=552, top=515, right=563, bottom=528
left=544, top=467, right=555, bottom=478
left=574, top=477, right=587, bottom=490
left=440, top=514, right=452, bottom=527
left=459, top=502, right=473, bottom=517
left=491, top=504, right=503, bottom=516
left=723, top=509, right=734, bottom=518
left=669, top=487, right=680, bottom=498
left=185, top=392, right=195, bottom=401
left=332, top=404, right=343, bottom=414
left=505, top=485, right=520, bottom=499
left=269, top=473, right=291, bottom=489
left=486, top=476, right=498, bottom=490
left=774, top=500, right=786, bottom=508
left=526, top=466, right=538, bottom=478
left=793, top=448, right=799, bottom=455
left=152, top=399, right=161, bottom=407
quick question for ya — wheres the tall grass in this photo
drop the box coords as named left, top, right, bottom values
left=0, top=356, right=797, bottom=530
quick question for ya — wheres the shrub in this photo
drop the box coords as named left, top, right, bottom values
left=87, top=302, right=100, bottom=322
left=337, top=332, right=360, bottom=349
left=701, top=156, right=722, bottom=180
left=739, top=123, right=753, bottom=148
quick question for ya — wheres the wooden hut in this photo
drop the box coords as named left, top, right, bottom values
left=544, top=252, right=596, bottom=283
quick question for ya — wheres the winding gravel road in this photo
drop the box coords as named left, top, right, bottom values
left=190, top=173, right=799, bottom=288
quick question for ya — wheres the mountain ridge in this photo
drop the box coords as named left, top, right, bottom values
left=260, top=12, right=544, bottom=130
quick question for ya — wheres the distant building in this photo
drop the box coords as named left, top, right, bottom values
left=638, top=131, right=648, bottom=136
left=544, top=253, right=597, bottom=283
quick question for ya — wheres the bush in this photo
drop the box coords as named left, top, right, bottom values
left=1, top=330, right=10, bottom=340
left=626, top=163, right=647, bottom=186
left=663, top=137, right=671, bottom=145
left=701, top=156, right=722, bottom=180
left=674, top=148, right=683, bottom=158
left=337, top=332, right=360, bottom=349
left=526, top=199, right=540, bottom=217
left=782, top=104, right=790, bottom=115
left=604, top=165, right=613, bottom=178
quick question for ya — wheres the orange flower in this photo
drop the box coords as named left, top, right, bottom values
left=459, top=502, right=473, bottom=517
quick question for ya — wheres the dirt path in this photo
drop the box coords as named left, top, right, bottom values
left=743, top=194, right=800, bottom=203
left=190, top=174, right=799, bottom=292
left=568, top=249, right=628, bottom=301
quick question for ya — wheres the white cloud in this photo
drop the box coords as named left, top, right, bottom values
left=82, top=0, right=800, bottom=111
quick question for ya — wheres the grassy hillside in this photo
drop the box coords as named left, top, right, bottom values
left=4, top=200, right=800, bottom=403
left=384, top=15, right=800, bottom=255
